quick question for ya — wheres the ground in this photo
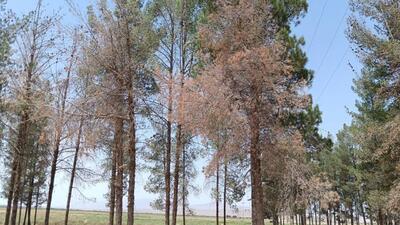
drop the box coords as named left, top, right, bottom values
left=0, top=208, right=254, bottom=225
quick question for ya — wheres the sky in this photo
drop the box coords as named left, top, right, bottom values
left=4, top=0, right=361, bottom=212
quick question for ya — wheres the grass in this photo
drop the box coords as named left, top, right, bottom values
left=0, top=208, right=254, bottom=225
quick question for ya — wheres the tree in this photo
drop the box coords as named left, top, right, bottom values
left=80, top=1, right=157, bottom=225
left=44, top=21, right=76, bottom=225
left=144, top=1, right=204, bottom=224
left=2, top=2, right=57, bottom=225
left=347, top=1, right=400, bottom=224
left=195, top=1, right=309, bottom=225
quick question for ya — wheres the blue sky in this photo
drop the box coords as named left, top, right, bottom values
left=4, top=0, right=361, bottom=211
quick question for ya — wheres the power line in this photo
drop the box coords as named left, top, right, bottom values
left=316, top=46, right=350, bottom=101
left=315, top=6, right=349, bottom=74
left=307, top=0, right=329, bottom=52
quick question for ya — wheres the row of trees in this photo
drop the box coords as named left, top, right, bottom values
left=265, top=2, right=400, bottom=225
left=0, top=0, right=399, bottom=225
left=313, top=1, right=400, bottom=225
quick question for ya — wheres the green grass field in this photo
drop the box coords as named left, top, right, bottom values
left=0, top=208, right=255, bottom=225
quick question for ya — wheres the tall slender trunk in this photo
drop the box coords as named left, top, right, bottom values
left=223, top=160, right=227, bottom=225
left=166, top=7, right=175, bottom=222
left=351, top=205, right=354, bottom=225
left=9, top=9, right=38, bottom=225
left=310, top=206, right=314, bottom=225
left=26, top=172, right=35, bottom=225
left=318, top=205, right=321, bottom=225
left=182, top=147, right=186, bottom=225
left=282, top=212, right=285, bottom=225
left=44, top=38, right=75, bottom=225
left=127, top=81, right=136, bottom=225
left=327, top=211, right=330, bottom=225
left=315, top=204, right=318, bottom=225
left=17, top=199, right=22, bottom=225
left=33, top=186, right=39, bottom=225
left=122, top=6, right=136, bottom=223
left=23, top=203, right=27, bottom=225
left=172, top=125, right=182, bottom=225
left=378, top=210, right=384, bottom=225
left=5, top=156, right=18, bottom=225
left=114, top=117, right=124, bottom=225
left=333, top=209, right=336, bottom=225
left=273, top=214, right=279, bottom=225
left=165, top=74, right=172, bottom=225
left=216, top=160, right=220, bottom=225
left=11, top=124, right=27, bottom=225
left=64, top=118, right=83, bottom=225
left=44, top=140, right=60, bottom=225
left=249, top=107, right=264, bottom=225
left=109, top=138, right=117, bottom=225
left=361, top=204, right=367, bottom=225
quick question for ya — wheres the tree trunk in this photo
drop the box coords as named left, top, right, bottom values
left=64, top=118, right=83, bottom=225
left=127, top=81, right=137, bottom=225
left=10, top=159, right=23, bottom=225
left=17, top=199, right=22, bottom=225
left=351, top=206, right=354, bottom=225
left=303, top=209, right=307, bottom=225
left=273, top=214, right=279, bottom=225
left=333, top=209, right=336, bottom=225
left=33, top=186, right=39, bottom=225
left=378, top=210, right=384, bottom=225
left=216, top=160, right=220, bottom=225
left=5, top=157, right=18, bottom=225
left=44, top=140, right=60, bottom=225
left=182, top=147, right=186, bottom=225
left=11, top=109, right=30, bottom=225
left=310, top=206, right=314, bottom=225
left=26, top=173, right=35, bottom=225
left=166, top=12, right=175, bottom=222
left=249, top=109, right=264, bottom=225
left=44, top=39, right=75, bottom=225
left=114, top=117, right=124, bottom=225
left=223, top=160, right=227, bottom=225
left=171, top=125, right=182, bottom=225
left=109, top=136, right=117, bottom=225
left=356, top=206, right=360, bottom=225
left=165, top=75, right=172, bottom=225
left=361, top=205, right=366, bottom=225
left=327, top=211, right=330, bottom=225
left=284, top=213, right=286, bottom=225
left=318, top=206, right=321, bottom=225
left=314, top=204, right=317, bottom=225
left=23, top=203, right=27, bottom=225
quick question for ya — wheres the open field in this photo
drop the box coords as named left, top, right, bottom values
left=0, top=208, right=255, bottom=225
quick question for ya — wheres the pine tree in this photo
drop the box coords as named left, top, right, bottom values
left=195, top=1, right=309, bottom=224
left=348, top=0, right=400, bottom=223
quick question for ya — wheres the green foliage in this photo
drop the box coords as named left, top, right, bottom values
left=325, top=0, right=400, bottom=219
left=0, top=0, right=13, bottom=68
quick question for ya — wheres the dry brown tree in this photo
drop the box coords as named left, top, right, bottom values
left=186, top=1, right=309, bottom=224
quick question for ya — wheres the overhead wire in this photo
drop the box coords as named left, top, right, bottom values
left=306, top=0, right=329, bottom=52
left=314, top=6, right=349, bottom=74
left=316, top=46, right=350, bottom=101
